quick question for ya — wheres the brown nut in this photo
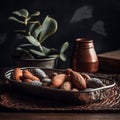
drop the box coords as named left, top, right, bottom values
left=52, top=72, right=58, bottom=77
left=23, top=69, right=40, bottom=81
left=60, top=81, right=72, bottom=91
left=51, top=73, right=67, bottom=88
left=22, top=78, right=32, bottom=83
left=64, top=68, right=72, bottom=76
left=71, top=88, right=79, bottom=92
left=69, top=70, right=86, bottom=90
left=81, top=73, right=91, bottom=83
left=13, top=68, right=22, bottom=82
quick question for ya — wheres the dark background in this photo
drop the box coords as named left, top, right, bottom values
left=0, top=0, right=120, bottom=68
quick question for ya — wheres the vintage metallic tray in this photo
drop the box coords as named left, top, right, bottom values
left=4, top=67, right=116, bottom=105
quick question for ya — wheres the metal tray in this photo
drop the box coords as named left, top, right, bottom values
left=4, top=67, right=116, bottom=105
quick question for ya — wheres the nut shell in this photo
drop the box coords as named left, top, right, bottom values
left=23, top=69, right=40, bottom=81
left=60, top=81, right=72, bottom=90
left=81, top=73, right=91, bottom=83
left=69, top=70, right=86, bottom=90
left=13, top=68, right=22, bottom=82
left=51, top=74, right=67, bottom=88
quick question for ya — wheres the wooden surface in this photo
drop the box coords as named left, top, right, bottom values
left=98, top=50, right=120, bottom=60
left=0, top=113, right=120, bottom=120
left=98, top=50, right=120, bottom=73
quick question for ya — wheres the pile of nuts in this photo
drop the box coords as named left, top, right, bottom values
left=12, top=68, right=105, bottom=91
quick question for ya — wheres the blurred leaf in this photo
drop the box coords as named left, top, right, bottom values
left=27, top=22, right=40, bottom=35
left=48, top=54, right=58, bottom=58
left=25, top=35, right=40, bottom=46
left=15, top=48, right=34, bottom=59
left=59, top=53, right=67, bottom=61
left=42, top=46, right=51, bottom=54
left=38, top=16, right=58, bottom=43
left=8, top=17, right=24, bottom=24
left=60, top=42, right=69, bottom=53
left=19, top=43, right=33, bottom=47
left=30, top=11, right=40, bottom=17
left=28, top=21, right=40, bottom=24
left=29, top=49, right=46, bottom=56
left=12, top=9, right=29, bottom=18
left=32, top=25, right=44, bottom=39
left=47, top=48, right=58, bottom=55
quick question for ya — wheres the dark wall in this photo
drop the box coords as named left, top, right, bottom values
left=0, top=0, right=120, bottom=68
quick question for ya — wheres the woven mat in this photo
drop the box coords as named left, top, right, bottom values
left=0, top=73, right=120, bottom=112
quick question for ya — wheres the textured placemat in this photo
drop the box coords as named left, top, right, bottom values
left=0, top=85, right=120, bottom=112
left=0, top=73, right=120, bottom=112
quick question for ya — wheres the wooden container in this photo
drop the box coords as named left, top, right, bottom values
left=72, top=38, right=99, bottom=73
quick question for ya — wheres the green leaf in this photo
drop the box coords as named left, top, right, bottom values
left=29, top=49, right=46, bottom=56
left=25, top=17, right=31, bottom=25
left=60, top=42, right=69, bottom=53
left=42, top=46, right=51, bottom=54
left=16, top=47, right=34, bottom=59
left=59, top=53, right=67, bottom=61
left=32, top=25, right=44, bottom=39
left=18, top=44, right=36, bottom=51
left=38, top=16, right=58, bottom=43
left=59, top=42, right=69, bottom=61
left=28, top=21, right=40, bottom=24
left=27, top=22, right=40, bottom=35
left=48, top=54, right=58, bottom=58
left=8, top=17, right=24, bottom=24
left=19, top=43, right=33, bottom=47
left=25, top=35, right=40, bottom=46
left=16, top=47, right=23, bottom=51
left=14, top=30, right=26, bottom=33
left=47, top=48, right=58, bottom=55
left=12, top=9, right=29, bottom=18
left=45, top=48, right=59, bottom=59
left=30, top=11, right=40, bottom=17
left=27, top=23, right=37, bottom=35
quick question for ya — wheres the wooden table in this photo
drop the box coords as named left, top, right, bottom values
left=0, top=113, right=120, bottom=120
left=98, top=50, right=120, bottom=73
left=0, top=68, right=120, bottom=120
